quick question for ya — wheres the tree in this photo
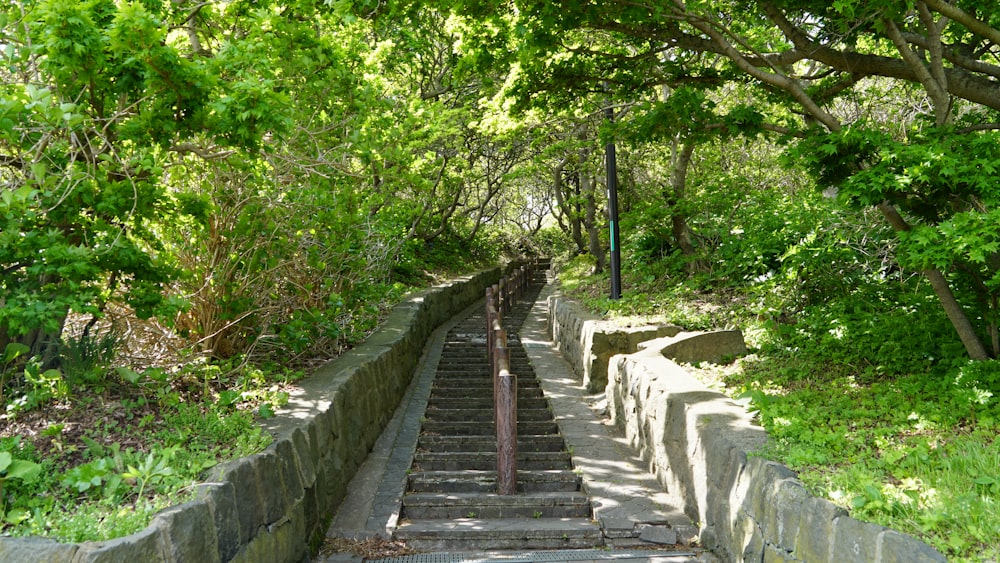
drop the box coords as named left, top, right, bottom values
left=439, top=0, right=1000, bottom=359
left=0, top=0, right=279, bottom=364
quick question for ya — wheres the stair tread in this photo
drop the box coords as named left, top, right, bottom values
left=414, top=451, right=570, bottom=459
left=395, top=517, right=600, bottom=535
left=409, top=469, right=578, bottom=479
left=404, top=491, right=588, bottom=503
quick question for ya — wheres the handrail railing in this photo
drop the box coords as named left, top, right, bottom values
left=495, top=346, right=517, bottom=495
left=485, top=262, right=541, bottom=496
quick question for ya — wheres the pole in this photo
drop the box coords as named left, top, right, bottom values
left=605, top=102, right=622, bottom=300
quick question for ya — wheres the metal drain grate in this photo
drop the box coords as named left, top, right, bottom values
left=367, top=550, right=697, bottom=563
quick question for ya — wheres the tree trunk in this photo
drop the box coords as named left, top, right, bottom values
left=877, top=201, right=990, bottom=360
left=669, top=140, right=698, bottom=259
left=552, top=161, right=587, bottom=254
left=582, top=174, right=607, bottom=273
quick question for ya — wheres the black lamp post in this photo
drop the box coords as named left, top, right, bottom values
left=604, top=102, right=622, bottom=300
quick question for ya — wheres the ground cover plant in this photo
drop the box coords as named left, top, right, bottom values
left=0, top=356, right=277, bottom=542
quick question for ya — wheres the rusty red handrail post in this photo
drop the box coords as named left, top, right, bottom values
left=494, top=334, right=517, bottom=495
left=498, top=277, right=508, bottom=319
left=492, top=320, right=504, bottom=423
left=485, top=286, right=496, bottom=372
left=516, top=266, right=524, bottom=302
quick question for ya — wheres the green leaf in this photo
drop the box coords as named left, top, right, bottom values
left=2, top=343, right=30, bottom=364
left=116, top=367, right=142, bottom=384
left=3, top=458, right=41, bottom=482
left=4, top=508, right=30, bottom=525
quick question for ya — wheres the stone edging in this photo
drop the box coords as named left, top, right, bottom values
left=547, top=295, right=681, bottom=392
left=0, top=267, right=507, bottom=563
left=546, top=292, right=947, bottom=563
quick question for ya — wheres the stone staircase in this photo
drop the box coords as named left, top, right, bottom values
left=393, top=268, right=603, bottom=551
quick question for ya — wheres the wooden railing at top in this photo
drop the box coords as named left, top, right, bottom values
left=485, top=261, right=537, bottom=495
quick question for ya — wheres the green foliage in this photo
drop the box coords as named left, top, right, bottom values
left=59, top=328, right=123, bottom=389
left=0, top=448, right=42, bottom=525
left=4, top=357, right=68, bottom=417
left=561, top=183, right=1000, bottom=559
left=0, top=373, right=272, bottom=541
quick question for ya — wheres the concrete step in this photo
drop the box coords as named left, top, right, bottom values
left=420, top=420, right=558, bottom=436
left=430, top=377, right=540, bottom=388
left=422, top=408, right=553, bottom=423
left=427, top=397, right=550, bottom=410
left=434, top=362, right=491, bottom=368
left=434, top=365, right=535, bottom=375
left=436, top=358, right=490, bottom=367
left=393, top=518, right=602, bottom=551
left=430, top=388, right=544, bottom=401
left=417, top=435, right=566, bottom=454
left=413, top=451, right=572, bottom=471
left=401, top=492, right=591, bottom=519
left=407, top=470, right=581, bottom=493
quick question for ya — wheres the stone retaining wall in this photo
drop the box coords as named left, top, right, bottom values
left=545, top=291, right=946, bottom=562
left=0, top=267, right=507, bottom=563
left=547, top=294, right=680, bottom=392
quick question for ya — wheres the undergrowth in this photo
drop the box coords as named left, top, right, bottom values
left=1, top=245, right=495, bottom=542
left=557, top=252, right=1000, bottom=562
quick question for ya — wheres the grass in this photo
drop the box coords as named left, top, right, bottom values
left=0, top=328, right=313, bottom=542
left=557, top=255, right=1000, bottom=562
left=0, top=367, right=278, bottom=542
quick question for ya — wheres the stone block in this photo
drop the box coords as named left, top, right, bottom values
left=152, top=499, right=220, bottom=563
left=314, top=463, right=331, bottom=515
left=653, top=330, right=747, bottom=365
left=877, top=529, right=947, bottom=562
left=766, top=479, right=808, bottom=550
left=742, top=526, right=765, bottom=563
left=226, top=457, right=266, bottom=543
left=830, top=515, right=880, bottom=563
left=704, top=448, right=743, bottom=539
left=252, top=451, right=288, bottom=524
left=746, top=460, right=797, bottom=527
left=230, top=525, right=276, bottom=563
left=792, top=496, right=846, bottom=562
left=639, top=525, right=678, bottom=545
left=273, top=501, right=309, bottom=563
left=195, top=480, right=241, bottom=562
left=763, top=543, right=800, bottom=563
left=0, top=537, right=78, bottom=562
left=75, top=524, right=164, bottom=563
left=274, top=438, right=304, bottom=505
left=601, top=517, right=639, bottom=538
left=302, top=482, right=320, bottom=540
left=312, top=400, right=334, bottom=456
left=291, top=426, right=316, bottom=488
left=729, top=509, right=761, bottom=562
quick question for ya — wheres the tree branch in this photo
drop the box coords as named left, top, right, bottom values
left=924, top=0, right=1000, bottom=46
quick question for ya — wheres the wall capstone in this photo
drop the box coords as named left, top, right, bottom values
left=547, top=293, right=681, bottom=392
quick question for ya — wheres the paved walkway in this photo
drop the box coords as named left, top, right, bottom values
left=317, top=282, right=719, bottom=563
